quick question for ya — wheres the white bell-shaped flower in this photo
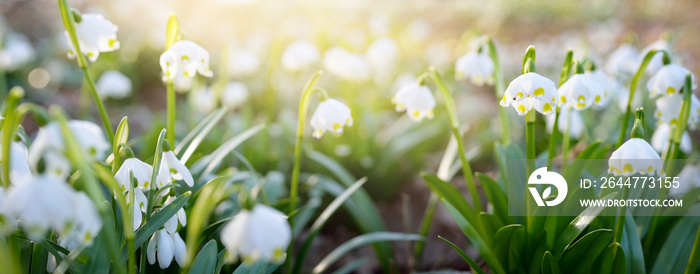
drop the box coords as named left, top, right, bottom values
left=640, top=39, right=671, bottom=76
left=114, top=157, right=154, bottom=191
left=173, top=71, right=194, bottom=93
left=391, top=83, right=436, bottom=122
left=585, top=69, right=619, bottom=108
left=65, top=13, right=120, bottom=62
left=366, top=38, right=398, bottom=71
left=309, top=98, right=353, bottom=138
left=220, top=82, right=249, bottom=109
left=500, top=72, right=558, bottom=115
left=191, top=87, right=217, bottom=114
left=160, top=40, right=213, bottom=82
left=545, top=106, right=585, bottom=139
left=646, top=64, right=695, bottom=98
left=157, top=150, right=194, bottom=188
left=227, top=48, right=260, bottom=77
left=323, top=47, right=370, bottom=81
left=220, top=204, right=291, bottom=263
left=651, top=123, right=692, bottom=154
left=558, top=73, right=604, bottom=110
left=0, top=33, right=34, bottom=71
left=669, top=165, right=700, bottom=196
left=162, top=195, right=187, bottom=235
left=605, top=43, right=638, bottom=79
left=609, top=138, right=664, bottom=176
left=281, top=40, right=320, bottom=72
left=455, top=51, right=494, bottom=86
left=72, top=192, right=103, bottom=243
left=96, top=70, right=132, bottom=99
left=147, top=229, right=175, bottom=269
left=127, top=187, right=148, bottom=231
left=0, top=139, right=32, bottom=185
left=655, top=93, right=700, bottom=130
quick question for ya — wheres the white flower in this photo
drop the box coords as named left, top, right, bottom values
left=147, top=229, right=186, bottom=269
left=114, top=157, right=153, bottom=192
left=127, top=187, right=148, bottom=231
left=281, top=40, right=320, bottom=72
left=191, top=87, right=217, bottom=114
left=455, top=51, right=494, bottom=86
left=157, top=150, right=194, bottom=188
left=0, top=33, right=34, bottom=71
left=390, top=72, right=417, bottom=93
left=162, top=196, right=187, bottom=234
left=651, top=123, right=692, bottom=154
left=546, top=106, right=585, bottom=139
left=323, top=47, right=370, bottom=81
left=646, top=64, right=695, bottom=98
left=96, top=70, right=132, bottom=99
left=220, top=82, right=249, bottom=109
left=366, top=38, right=398, bottom=71
left=220, top=204, right=291, bottom=263
left=500, top=72, right=558, bottom=115
left=160, top=40, right=213, bottom=82
left=309, top=98, right=353, bottom=138
left=227, top=48, right=260, bottom=77
left=609, top=138, right=663, bottom=176
left=391, top=83, right=436, bottom=121
left=0, top=139, right=32, bottom=185
left=669, top=165, right=700, bottom=196
left=605, top=43, right=638, bottom=79
left=640, top=39, right=671, bottom=76
left=65, top=13, right=120, bottom=62
left=585, top=69, right=619, bottom=108
left=655, top=93, right=700, bottom=130
left=558, top=73, right=604, bottom=110
left=72, top=192, right=103, bottom=243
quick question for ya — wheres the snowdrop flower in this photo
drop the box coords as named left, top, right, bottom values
left=191, top=87, right=217, bottom=114
left=646, top=64, right=695, bottom=98
left=651, top=123, right=692, bottom=154
left=310, top=98, right=353, bottom=138
left=655, top=93, right=700, bottom=130
left=173, top=72, right=194, bottom=93
left=221, top=204, right=291, bottom=263
left=147, top=229, right=186, bottom=268
left=160, top=40, right=213, bottom=82
left=162, top=196, right=187, bottom=234
left=96, top=70, right=132, bottom=99
left=72, top=192, right=103, bottom=243
left=323, top=47, right=370, bottom=81
left=65, top=13, right=120, bottom=62
left=0, top=139, right=32, bottom=185
left=156, top=143, right=194, bottom=188
left=391, top=83, right=436, bottom=121
left=669, top=165, right=700, bottom=196
left=605, top=43, right=638, bottom=79
left=558, top=73, right=604, bottom=110
left=366, top=38, right=398, bottom=71
left=114, top=157, right=154, bottom=191
left=609, top=138, right=663, bottom=176
left=0, top=33, right=34, bottom=71
left=585, top=69, right=619, bottom=108
left=455, top=51, right=494, bottom=86
left=227, top=48, right=260, bottom=77
left=220, top=82, right=249, bottom=109
left=640, top=39, right=671, bottom=76
left=500, top=72, right=558, bottom=115
left=546, top=106, right=585, bottom=139
left=281, top=40, right=320, bottom=72
left=127, top=188, right=148, bottom=231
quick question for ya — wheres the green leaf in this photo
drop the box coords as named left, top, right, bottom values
left=479, top=212, right=505, bottom=241
left=330, top=258, right=369, bottom=274
left=233, top=261, right=269, bottom=273
left=559, top=229, right=613, bottom=273
left=421, top=173, right=479, bottom=232
left=494, top=224, right=524, bottom=271
left=175, top=108, right=227, bottom=164
left=191, top=124, right=265, bottom=185
left=620, top=213, right=645, bottom=274
left=541, top=251, right=561, bottom=274
left=438, top=235, right=486, bottom=274
left=595, top=243, right=626, bottom=274
left=312, top=232, right=424, bottom=274
left=552, top=192, right=618, bottom=259
left=188, top=240, right=218, bottom=274
left=476, top=172, right=511, bottom=224
left=651, top=216, right=699, bottom=274
left=30, top=242, right=48, bottom=274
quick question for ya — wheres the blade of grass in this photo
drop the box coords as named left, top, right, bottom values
left=438, top=235, right=486, bottom=274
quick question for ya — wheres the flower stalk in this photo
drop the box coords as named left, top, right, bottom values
left=614, top=108, right=645, bottom=244
left=1, top=87, right=23, bottom=187
left=664, top=74, right=693, bottom=172
left=484, top=36, right=510, bottom=144
left=547, top=50, right=573, bottom=168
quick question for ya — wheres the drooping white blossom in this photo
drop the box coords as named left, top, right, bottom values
left=157, top=150, right=194, bottom=188
left=220, top=204, right=291, bottom=263
left=646, top=64, right=695, bottom=98
left=309, top=98, right=353, bottom=138
left=546, top=106, right=585, bottom=139
left=650, top=123, right=692, bottom=154
left=558, top=73, right=604, bottom=110
left=640, top=39, right=671, bottom=76
left=114, top=157, right=154, bottom=191
left=147, top=229, right=186, bottom=269
left=609, top=138, right=664, bottom=177
left=455, top=51, right=494, bottom=86
left=160, top=40, right=213, bottom=82
left=65, top=13, right=120, bottom=62
left=96, top=70, right=132, bottom=99
left=654, top=93, right=700, bottom=130
left=585, top=69, right=620, bottom=108
left=391, top=83, right=436, bottom=121
left=605, top=43, right=638, bottom=79
left=500, top=72, right=558, bottom=115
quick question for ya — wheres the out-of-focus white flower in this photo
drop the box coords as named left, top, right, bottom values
left=281, top=40, right=319, bottom=72
left=220, top=82, right=249, bottom=109
left=655, top=93, right=700, bottom=130
left=455, top=51, right=494, bottom=86
left=546, top=106, right=585, bottom=139
left=500, top=72, right=558, bottom=115
left=157, top=149, right=194, bottom=188
left=0, top=139, right=32, bottom=185
left=646, top=64, right=695, bottom=98
left=651, top=123, right=692, bottom=154
left=669, top=165, right=700, bottom=196
left=147, top=229, right=186, bottom=269
left=127, top=187, right=148, bottom=231
left=585, top=69, right=619, bottom=108
left=0, top=33, right=34, bottom=71
left=609, top=138, right=663, bottom=176
left=96, top=70, right=132, bottom=99
left=221, top=204, right=291, bottom=263
left=558, top=73, right=604, bottom=110
left=310, top=98, right=353, bottom=138
left=65, top=13, right=120, bottom=62
left=605, top=43, right=638, bottom=79
left=323, top=47, right=370, bottom=81
left=228, top=48, right=260, bottom=77
left=191, top=87, right=217, bottom=114
left=390, top=73, right=416, bottom=94
left=640, top=39, right=671, bottom=76
left=114, top=157, right=153, bottom=191
left=160, top=40, right=212, bottom=82
left=162, top=195, right=187, bottom=234
left=72, top=192, right=103, bottom=243
left=173, top=72, right=194, bottom=93
left=391, top=83, right=436, bottom=121
left=366, top=38, right=398, bottom=71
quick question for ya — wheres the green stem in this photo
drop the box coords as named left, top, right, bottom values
left=685, top=225, right=700, bottom=274
left=613, top=184, right=630, bottom=244
left=429, top=66, right=483, bottom=212
left=616, top=49, right=668, bottom=148
left=166, top=82, right=176, bottom=145
left=1, top=87, right=23, bottom=188
left=82, top=66, right=114, bottom=141
left=525, top=110, right=536, bottom=219
left=562, top=110, right=571, bottom=165
left=547, top=50, right=573, bottom=168
left=485, top=37, right=510, bottom=144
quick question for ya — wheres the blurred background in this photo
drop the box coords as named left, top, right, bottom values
left=1, top=0, right=699, bottom=271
